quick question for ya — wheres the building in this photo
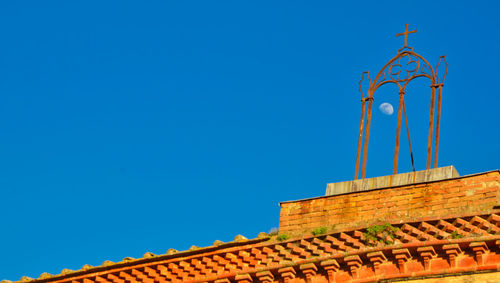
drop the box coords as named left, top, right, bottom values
left=6, top=167, right=500, bottom=283
left=5, top=27, right=499, bottom=283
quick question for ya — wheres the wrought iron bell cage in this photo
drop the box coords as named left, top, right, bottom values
left=354, top=25, right=448, bottom=179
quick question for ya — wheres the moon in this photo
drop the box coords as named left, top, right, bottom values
left=379, top=102, right=394, bottom=115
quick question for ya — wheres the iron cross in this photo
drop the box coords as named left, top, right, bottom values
left=396, top=24, right=417, bottom=47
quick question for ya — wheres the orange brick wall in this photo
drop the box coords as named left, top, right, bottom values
left=279, top=171, right=500, bottom=234
left=400, top=272, right=500, bottom=282
left=270, top=269, right=500, bottom=283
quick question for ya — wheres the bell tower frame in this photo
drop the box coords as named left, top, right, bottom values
left=354, top=24, right=448, bottom=179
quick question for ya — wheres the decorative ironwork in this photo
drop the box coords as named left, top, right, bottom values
left=396, top=24, right=417, bottom=48
left=371, top=51, right=436, bottom=92
left=354, top=25, right=449, bottom=179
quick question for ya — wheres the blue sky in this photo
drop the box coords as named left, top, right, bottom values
left=1, top=0, right=499, bottom=280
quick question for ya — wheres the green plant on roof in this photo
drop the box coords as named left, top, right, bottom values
left=277, top=233, right=290, bottom=241
left=312, top=226, right=327, bottom=236
left=269, top=227, right=278, bottom=236
left=363, top=223, right=399, bottom=246
left=449, top=231, right=464, bottom=239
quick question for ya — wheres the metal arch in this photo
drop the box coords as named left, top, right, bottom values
left=354, top=27, right=448, bottom=180
left=367, top=50, right=438, bottom=97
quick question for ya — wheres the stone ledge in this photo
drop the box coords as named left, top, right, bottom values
left=326, top=165, right=459, bottom=195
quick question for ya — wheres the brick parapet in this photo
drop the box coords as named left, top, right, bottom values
left=279, top=171, right=500, bottom=235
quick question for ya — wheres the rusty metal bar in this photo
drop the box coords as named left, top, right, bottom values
left=403, top=101, right=415, bottom=172
left=426, top=86, right=436, bottom=169
left=354, top=98, right=367, bottom=180
left=360, top=97, right=374, bottom=179
left=393, top=91, right=405, bottom=175
left=396, top=24, right=417, bottom=49
left=354, top=26, right=446, bottom=178
left=434, top=84, right=443, bottom=168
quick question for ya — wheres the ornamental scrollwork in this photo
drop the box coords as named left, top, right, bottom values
left=370, top=51, right=437, bottom=92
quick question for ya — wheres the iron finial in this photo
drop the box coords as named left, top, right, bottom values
left=396, top=24, right=417, bottom=48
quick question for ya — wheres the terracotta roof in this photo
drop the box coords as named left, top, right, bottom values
left=6, top=212, right=500, bottom=283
